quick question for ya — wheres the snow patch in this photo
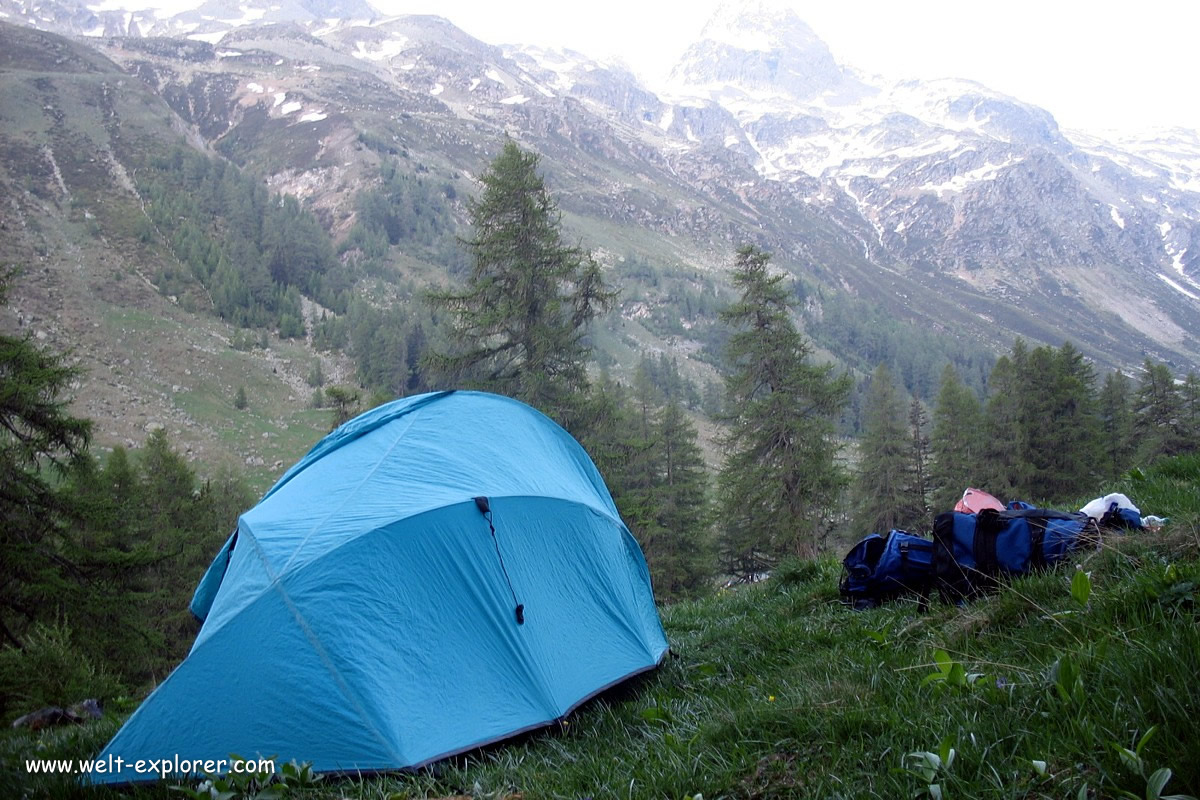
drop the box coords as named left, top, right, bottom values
left=273, top=92, right=286, bottom=108
left=298, top=64, right=321, bottom=72
left=486, top=69, right=503, bottom=83
left=659, top=107, right=674, bottom=132
left=221, top=6, right=265, bottom=25
left=468, top=78, right=480, bottom=92
left=187, top=31, right=226, bottom=44
left=279, top=101, right=302, bottom=115
left=499, top=94, right=530, bottom=105
left=916, top=158, right=1019, bottom=196
left=837, top=176, right=885, bottom=247
left=430, top=83, right=444, bottom=96
left=400, top=63, right=416, bottom=70
left=685, top=124, right=699, bottom=143
left=1158, top=221, right=1172, bottom=236
left=724, top=134, right=740, bottom=147
left=1110, top=206, right=1125, bottom=229
left=1158, top=274, right=1200, bottom=301
left=299, top=111, right=327, bottom=122
left=216, top=50, right=243, bottom=57
left=246, top=82, right=264, bottom=94
left=352, top=37, right=407, bottom=61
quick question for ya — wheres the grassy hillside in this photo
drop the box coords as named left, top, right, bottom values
left=4, top=456, right=1198, bottom=799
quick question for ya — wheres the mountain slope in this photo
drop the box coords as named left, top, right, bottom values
left=2, top=2, right=1200, bottom=475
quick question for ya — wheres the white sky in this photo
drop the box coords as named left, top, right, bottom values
left=371, top=0, right=1199, bottom=137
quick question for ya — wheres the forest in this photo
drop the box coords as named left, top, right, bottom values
left=2, top=139, right=1199, bottom=727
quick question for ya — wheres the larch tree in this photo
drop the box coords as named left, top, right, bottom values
left=929, top=364, right=983, bottom=511
left=424, top=139, right=614, bottom=427
left=0, top=267, right=92, bottom=649
left=851, top=363, right=917, bottom=535
left=1098, top=369, right=1136, bottom=480
left=716, top=245, right=850, bottom=572
left=1134, top=359, right=1187, bottom=462
left=907, top=396, right=931, bottom=529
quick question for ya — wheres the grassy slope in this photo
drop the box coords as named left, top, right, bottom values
left=4, top=458, right=1198, bottom=800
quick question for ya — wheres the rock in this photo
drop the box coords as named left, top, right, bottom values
left=272, top=460, right=284, bottom=469
left=11, top=699, right=101, bottom=730
left=145, top=422, right=164, bottom=433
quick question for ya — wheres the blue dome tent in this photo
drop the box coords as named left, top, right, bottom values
left=89, top=390, right=668, bottom=783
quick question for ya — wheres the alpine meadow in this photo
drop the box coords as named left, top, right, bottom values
left=1, top=1, right=1199, bottom=798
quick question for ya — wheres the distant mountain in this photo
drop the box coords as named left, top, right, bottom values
left=1, top=0, right=1199, bottom=468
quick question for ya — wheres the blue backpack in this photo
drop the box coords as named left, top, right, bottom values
left=931, top=506, right=1100, bottom=602
left=1099, top=503, right=1144, bottom=531
left=840, top=530, right=935, bottom=609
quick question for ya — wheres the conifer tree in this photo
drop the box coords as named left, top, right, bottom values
left=651, top=398, right=714, bottom=597
left=1134, top=359, right=1187, bottom=462
left=851, top=364, right=916, bottom=535
left=716, top=246, right=850, bottom=571
left=1098, top=369, right=1136, bottom=479
left=1181, top=372, right=1200, bottom=449
left=981, top=354, right=1022, bottom=498
left=424, top=139, right=614, bottom=426
left=908, top=396, right=931, bottom=527
left=929, top=364, right=983, bottom=511
left=0, top=268, right=92, bottom=648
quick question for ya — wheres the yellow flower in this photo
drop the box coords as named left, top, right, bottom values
left=768, top=695, right=775, bottom=702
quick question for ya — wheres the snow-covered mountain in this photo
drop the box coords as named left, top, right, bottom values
left=2, top=0, right=1199, bottom=370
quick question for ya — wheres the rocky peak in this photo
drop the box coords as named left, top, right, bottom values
left=669, top=0, right=851, bottom=101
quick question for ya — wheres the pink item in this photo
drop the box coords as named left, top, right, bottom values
left=954, top=488, right=1005, bottom=514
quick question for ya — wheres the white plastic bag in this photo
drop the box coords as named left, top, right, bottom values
left=1079, top=492, right=1140, bottom=520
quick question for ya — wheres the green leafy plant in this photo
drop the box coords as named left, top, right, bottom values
left=922, top=649, right=984, bottom=690
left=1109, top=727, right=1199, bottom=800
left=864, top=623, right=891, bottom=646
left=898, top=734, right=956, bottom=799
left=1050, top=652, right=1085, bottom=706
left=170, top=755, right=287, bottom=800
left=1071, top=567, right=1093, bottom=608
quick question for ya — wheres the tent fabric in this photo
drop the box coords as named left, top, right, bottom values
left=89, top=390, right=668, bottom=783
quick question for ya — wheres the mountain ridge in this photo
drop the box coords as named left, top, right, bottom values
left=2, top=2, right=1200, bottom=476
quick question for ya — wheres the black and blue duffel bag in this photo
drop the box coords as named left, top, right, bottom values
left=840, top=529, right=935, bottom=609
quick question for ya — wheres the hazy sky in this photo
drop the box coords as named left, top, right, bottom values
left=371, top=0, right=1198, bottom=137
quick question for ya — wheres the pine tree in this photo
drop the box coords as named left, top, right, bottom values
left=1098, top=369, right=1136, bottom=479
left=908, top=396, right=931, bottom=528
left=1181, top=372, right=1200, bottom=450
left=716, top=246, right=850, bottom=572
left=1042, top=342, right=1102, bottom=500
left=424, top=139, right=614, bottom=426
left=325, top=386, right=361, bottom=429
left=851, top=364, right=916, bottom=535
left=929, top=364, right=983, bottom=511
left=651, top=398, right=714, bottom=597
left=981, top=354, right=1022, bottom=498
left=0, top=268, right=92, bottom=648
left=1133, top=359, right=1187, bottom=462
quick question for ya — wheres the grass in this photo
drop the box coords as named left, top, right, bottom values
left=3, top=461, right=1198, bottom=800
